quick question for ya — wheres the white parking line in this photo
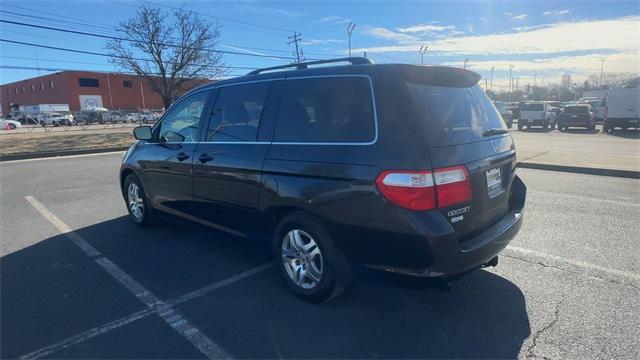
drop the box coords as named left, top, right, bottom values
left=505, top=245, right=640, bottom=284
left=24, top=196, right=231, bottom=359
left=1, top=151, right=125, bottom=164
left=18, top=263, right=273, bottom=360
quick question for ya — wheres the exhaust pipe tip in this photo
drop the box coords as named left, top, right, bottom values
left=483, top=256, right=499, bottom=268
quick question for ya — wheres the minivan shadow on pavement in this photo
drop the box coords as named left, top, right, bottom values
left=607, top=129, right=640, bottom=139
left=1, top=215, right=531, bottom=359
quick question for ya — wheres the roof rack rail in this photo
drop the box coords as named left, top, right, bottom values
left=247, top=57, right=373, bottom=75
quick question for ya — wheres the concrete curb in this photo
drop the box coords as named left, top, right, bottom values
left=2, top=147, right=638, bottom=179
left=517, top=162, right=640, bottom=179
left=0, top=147, right=129, bottom=162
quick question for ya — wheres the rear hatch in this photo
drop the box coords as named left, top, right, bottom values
left=520, top=103, right=545, bottom=120
left=401, top=66, right=517, bottom=242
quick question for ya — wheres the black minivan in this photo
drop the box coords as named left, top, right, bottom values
left=120, top=58, right=526, bottom=302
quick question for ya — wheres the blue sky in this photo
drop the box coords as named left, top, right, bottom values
left=1, top=0, right=638, bottom=90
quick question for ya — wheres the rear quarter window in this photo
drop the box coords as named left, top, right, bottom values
left=273, top=77, right=375, bottom=143
left=406, top=82, right=505, bottom=146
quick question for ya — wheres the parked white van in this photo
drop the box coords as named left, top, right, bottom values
left=604, top=86, right=640, bottom=131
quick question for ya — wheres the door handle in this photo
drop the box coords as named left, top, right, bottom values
left=176, top=152, right=189, bottom=161
left=198, top=153, right=214, bottom=163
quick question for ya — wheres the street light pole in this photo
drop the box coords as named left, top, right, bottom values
left=490, top=66, right=495, bottom=93
left=463, top=58, right=469, bottom=69
left=508, top=64, right=514, bottom=102
left=347, top=22, right=356, bottom=57
left=599, top=57, right=605, bottom=88
left=419, top=45, right=428, bottom=64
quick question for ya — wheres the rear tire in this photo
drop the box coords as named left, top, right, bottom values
left=8, top=123, right=16, bottom=130
left=274, top=212, right=352, bottom=302
left=518, top=122, right=523, bottom=130
left=123, top=174, right=155, bottom=227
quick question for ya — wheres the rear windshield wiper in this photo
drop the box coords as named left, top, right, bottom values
left=483, top=128, right=509, bottom=137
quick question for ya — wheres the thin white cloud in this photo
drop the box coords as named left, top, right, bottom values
left=317, top=15, right=353, bottom=24
left=504, top=12, right=513, bottom=17
left=544, top=10, right=570, bottom=17
left=235, top=4, right=304, bottom=18
left=364, top=27, right=420, bottom=43
left=511, top=14, right=528, bottom=20
left=397, top=24, right=455, bottom=33
left=301, top=38, right=344, bottom=46
left=353, top=16, right=640, bottom=76
left=354, top=16, right=640, bottom=56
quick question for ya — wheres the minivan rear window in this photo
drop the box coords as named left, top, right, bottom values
left=521, top=103, right=544, bottom=111
left=564, top=105, right=589, bottom=113
left=406, top=83, right=506, bottom=146
left=273, top=77, right=375, bottom=143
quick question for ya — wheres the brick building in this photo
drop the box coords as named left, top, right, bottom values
left=0, top=71, right=210, bottom=115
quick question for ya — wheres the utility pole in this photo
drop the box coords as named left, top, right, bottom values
left=347, top=22, right=356, bottom=57
left=490, top=66, right=495, bottom=93
left=419, top=45, right=428, bottom=64
left=508, top=64, right=514, bottom=102
left=287, top=32, right=304, bottom=63
left=599, top=57, right=605, bottom=88
left=463, top=58, right=469, bottom=69
left=363, top=51, right=367, bottom=58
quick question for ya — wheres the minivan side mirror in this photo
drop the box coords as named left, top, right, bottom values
left=133, top=126, right=152, bottom=140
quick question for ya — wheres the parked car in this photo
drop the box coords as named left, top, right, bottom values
left=494, top=101, right=513, bottom=128
left=106, top=111, right=128, bottom=123
left=518, top=103, right=556, bottom=130
left=120, top=58, right=526, bottom=302
left=603, top=86, right=639, bottom=132
left=558, top=104, right=595, bottom=131
left=126, top=113, right=141, bottom=123
left=38, top=112, right=74, bottom=126
left=75, top=108, right=109, bottom=124
left=0, top=118, right=22, bottom=130
left=139, top=111, right=161, bottom=123
left=583, top=99, right=605, bottom=121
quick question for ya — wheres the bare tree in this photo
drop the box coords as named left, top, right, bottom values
left=106, top=5, right=225, bottom=108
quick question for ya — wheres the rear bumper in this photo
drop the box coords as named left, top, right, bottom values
left=558, top=117, right=592, bottom=126
left=520, top=118, right=550, bottom=126
left=605, top=118, right=640, bottom=128
left=363, top=175, right=526, bottom=278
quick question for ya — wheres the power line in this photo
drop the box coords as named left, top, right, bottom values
left=0, top=19, right=302, bottom=60
left=135, top=0, right=296, bottom=34
left=0, top=39, right=256, bottom=70
left=0, top=64, right=246, bottom=77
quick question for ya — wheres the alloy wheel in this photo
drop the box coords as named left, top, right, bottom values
left=127, top=182, right=144, bottom=221
left=281, top=229, right=323, bottom=289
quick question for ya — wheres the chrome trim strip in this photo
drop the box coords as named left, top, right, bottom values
left=160, top=74, right=379, bottom=146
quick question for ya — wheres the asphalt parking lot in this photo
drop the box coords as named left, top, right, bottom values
left=1, top=152, right=639, bottom=359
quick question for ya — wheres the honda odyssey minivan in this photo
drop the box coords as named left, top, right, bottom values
left=120, top=58, right=526, bottom=302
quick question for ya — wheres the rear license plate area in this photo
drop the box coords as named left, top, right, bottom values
left=486, top=168, right=504, bottom=199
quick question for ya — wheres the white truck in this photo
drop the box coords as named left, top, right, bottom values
left=518, top=103, right=557, bottom=130
left=603, top=86, right=640, bottom=131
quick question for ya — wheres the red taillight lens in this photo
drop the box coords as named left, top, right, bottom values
left=375, top=171, right=436, bottom=210
left=376, top=166, right=472, bottom=211
left=433, top=165, right=472, bottom=207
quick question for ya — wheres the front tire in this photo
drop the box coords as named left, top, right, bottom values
left=274, top=212, right=351, bottom=302
left=123, top=174, right=154, bottom=226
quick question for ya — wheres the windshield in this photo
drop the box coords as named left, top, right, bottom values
left=406, top=83, right=506, bottom=146
left=521, top=104, right=544, bottom=111
left=564, top=106, right=590, bottom=113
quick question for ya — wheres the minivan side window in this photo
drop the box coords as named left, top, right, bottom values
left=158, top=91, right=209, bottom=143
left=274, top=77, right=375, bottom=143
left=205, top=82, right=271, bottom=142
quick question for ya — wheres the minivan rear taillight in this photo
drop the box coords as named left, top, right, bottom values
left=375, top=166, right=472, bottom=211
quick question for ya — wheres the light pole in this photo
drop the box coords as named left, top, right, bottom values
left=490, top=66, right=495, bottom=93
left=419, top=45, right=428, bottom=64
left=599, top=57, right=605, bottom=88
left=463, top=58, right=469, bottom=69
left=508, top=64, right=514, bottom=102
left=347, top=22, right=356, bottom=57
